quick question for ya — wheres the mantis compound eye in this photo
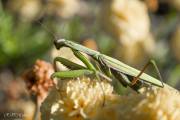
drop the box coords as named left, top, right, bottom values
left=54, top=39, right=66, bottom=49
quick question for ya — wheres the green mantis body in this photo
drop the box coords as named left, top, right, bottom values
left=52, top=39, right=164, bottom=91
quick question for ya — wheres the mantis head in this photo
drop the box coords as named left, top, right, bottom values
left=54, top=39, right=66, bottom=49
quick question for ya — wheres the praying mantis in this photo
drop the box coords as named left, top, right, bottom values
left=51, top=39, right=164, bottom=91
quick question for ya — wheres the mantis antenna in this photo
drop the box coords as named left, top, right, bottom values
left=36, top=20, right=67, bottom=43
left=38, top=21, right=56, bottom=39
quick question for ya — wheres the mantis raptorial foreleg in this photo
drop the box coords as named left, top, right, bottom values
left=52, top=49, right=109, bottom=106
left=72, top=49, right=111, bottom=106
left=53, top=57, right=86, bottom=71
left=52, top=56, right=93, bottom=79
left=51, top=69, right=94, bottom=79
left=72, top=49, right=112, bottom=81
left=72, top=49, right=96, bottom=71
left=53, top=55, right=112, bottom=81
left=131, top=60, right=164, bottom=87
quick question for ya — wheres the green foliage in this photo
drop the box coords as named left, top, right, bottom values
left=0, top=9, right=52, bottom=70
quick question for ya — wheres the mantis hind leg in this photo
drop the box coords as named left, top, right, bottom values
left=131, top=60, right=164, bottom=87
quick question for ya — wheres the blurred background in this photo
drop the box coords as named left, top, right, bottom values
left=0, top=0, right=179, bottom=119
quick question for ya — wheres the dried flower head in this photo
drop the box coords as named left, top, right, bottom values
left=100, top=0, right=155, bottom=65
left=23, top=59, right=54, bottom=105
left=40, top=77, right=120, bottom=120
left=92, top=86, right=180, bottom=120
left=101, top=0, right=151, bottom=43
